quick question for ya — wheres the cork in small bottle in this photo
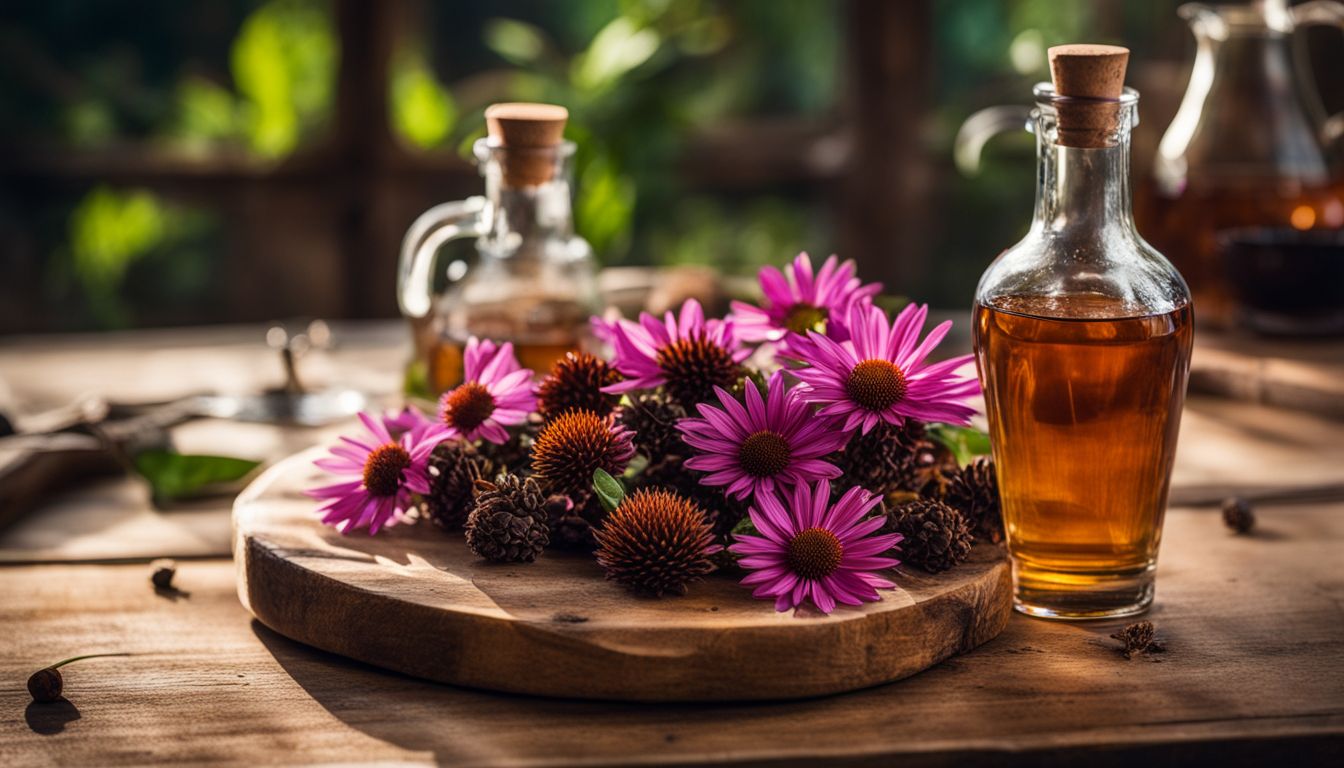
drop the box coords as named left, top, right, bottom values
left=484, top=103, right=569, bottom=187
left=1047, top=44, right=1129, bottom=149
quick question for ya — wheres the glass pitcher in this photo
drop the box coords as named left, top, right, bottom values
left=956, top=1, right=1344, bottom=331
left=1138, top=0, right=1344, bottom=328
left=397, top=104, right=599, bottom=394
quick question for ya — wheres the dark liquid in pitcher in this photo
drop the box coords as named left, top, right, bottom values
left=973, top=296, right=1193, bottom=604
left=1137, top=178, right=1344, bottom=325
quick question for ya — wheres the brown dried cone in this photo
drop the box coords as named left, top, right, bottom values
left=545, top=491, right=606, bottom=551
left=915, top=438, right=962, bottom=498
left=424, top=440, right=496, bottom=530
left=530, top=409, right=635, bottom=496
left=832, top=420, right=927, bottom=494
left=594, top=488, right=720, bottom=596
left=642, top=457, right=748, bottom=541
left=1111, top=620, right=1165, bottom=659
left=465, top=475, right=550, bottom=562
left=476, top=418, right=538, bottom=473
left=537, top=351, right=623, bottom=422
left=618, top=390, right=688, bottom=459
left=656, top=334, right=745, bottom=407
left=945, top=457, right=1004, bottom=543
left=885, top=497, right=974, bottom=574
left=1222, top=497, right=1255, bottom=534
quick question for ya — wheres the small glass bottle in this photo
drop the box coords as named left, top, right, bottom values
left=973, top=46, right=1194, bottom=619
left=398, top=103, right=600, bottom=393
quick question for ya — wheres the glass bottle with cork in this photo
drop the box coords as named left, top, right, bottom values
left=973, top=46, right=1195, bottom=619
left=398, top=103, right=599, bottom=393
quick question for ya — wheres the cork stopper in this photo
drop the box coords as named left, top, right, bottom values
left=484, top=103, right=569, bottom=187
left=1047, top=44, right=1129, bottom=148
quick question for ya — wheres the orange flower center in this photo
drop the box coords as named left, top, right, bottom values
left=738, top=430, right=792, bottom=478
left=845, top=359, right=907, bottom=411
left=443, top=382, right=496, bottom=432
left=787, top=527, right=843, bottom=580
left=363, top=443, right=411, bottom=497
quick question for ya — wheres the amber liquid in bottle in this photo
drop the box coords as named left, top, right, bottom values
left=429, top=337, right=578, bottom=393
left=974, top=295, right=1193, bottom=613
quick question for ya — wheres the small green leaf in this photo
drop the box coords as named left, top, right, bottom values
left=622, top=453, right=649, bottom=480
left=927, top=424, right=992, bottom=466
left=592, top=468, right=626, bottom=514
left=134, top=449, right=262, bottom=503
left=730, top=514, right=758, bottom=538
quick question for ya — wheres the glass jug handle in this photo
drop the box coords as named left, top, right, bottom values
left=954, top=105, right=1034, bottom=175
left=396, top=197, right=490, bottom=319
left=1290, top=0, right=1344, bottom=145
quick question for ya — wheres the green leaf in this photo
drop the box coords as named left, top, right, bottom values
left=133, top=449, right=262, bottom=503
left=390, top=49, right=456, bottom=149
left=483, top=18, right=548, bottom=65
left=571, top=17, right=661, bottom=93
left=592, top=468, right=625, bottom=514
left=927, top=424, right=992, bottom=466
left=730, top=515, right=758, bottom=538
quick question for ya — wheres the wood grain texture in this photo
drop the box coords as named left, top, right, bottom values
left=4, top=494, right=1342, bottom=767
left=233, top=451, right=1012, bottom=702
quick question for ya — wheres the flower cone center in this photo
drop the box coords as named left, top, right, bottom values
left=363, top=443, right=412, bottom=497
left=845, top=359, right=907, bottom=411
left=783, top=303, right=828, bottom=335
left=443, top=382, right=496, bottom=432
left=655, top=334, right=741, bottom=405
left=738, top=430, right=792, bottom=478
left=532, top=410, right=626, bottom=496
left=787, top=527, right=843, bottom=580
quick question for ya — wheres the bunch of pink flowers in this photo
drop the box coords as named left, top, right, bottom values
left=309, top=252, right=980, bottom=615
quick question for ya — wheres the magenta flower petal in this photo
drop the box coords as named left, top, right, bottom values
left=600, top=298, right=747, bottom=405
left=732, top=480, right=899, bottom=614
left=729, top=252, right=882, bottom=352
left=437, top=336, right=537, bottom=444
left=791, top=302, right=980, bottom=433
left=676, top=371, right=848, bottom=501
left=308, top=411, right=449, bottom=535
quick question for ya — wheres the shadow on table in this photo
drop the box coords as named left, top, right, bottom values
left=25, top=699, right=81, bottom=735
left=250, top=619, right=819, bottom=765
left=249, top=616, right=1342, bottom=766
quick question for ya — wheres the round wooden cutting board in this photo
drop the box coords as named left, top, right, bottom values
left=234, top=450, right=1012, bottom=702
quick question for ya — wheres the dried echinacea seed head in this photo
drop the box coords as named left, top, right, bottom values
left=150, top=559, right=177, bottom=589
left=27, top=667, right=62, bottom=703
left=26, top=653, right=132, bottom=703
left=1222, top=496, right=1255, bottom=534
left=1111, top=621, right=1166, bottom=659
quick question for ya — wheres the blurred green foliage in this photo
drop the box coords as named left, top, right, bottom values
left=390, top=48, right=456, bottom=149
left=229, top=0, right=337, bottom=157
left=0, top=0, right=1198, bottom=331
left=58, top=186, right=219, bottom=327
left=410, top=0, right=840, bottom=270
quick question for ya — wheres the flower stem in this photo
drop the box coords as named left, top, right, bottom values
left=49, top=653, right=132, bottom=669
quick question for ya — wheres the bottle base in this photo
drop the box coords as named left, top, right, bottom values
left=1012, top=563, right=1155, bottom=621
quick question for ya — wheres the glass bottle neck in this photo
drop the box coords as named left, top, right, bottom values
left=482, top=179, right=576, bottom=255
left=1032, top=115, right=1135, bottom=241
left=475, top=139, right=578, bottom=261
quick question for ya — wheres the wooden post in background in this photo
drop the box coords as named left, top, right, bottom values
left=334, top=0, right=396, bottom=319
left=840, top=0, right=934, bottom=293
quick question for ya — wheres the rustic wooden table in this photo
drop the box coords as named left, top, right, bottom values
left=1, top=322, right=1341, bottom=767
